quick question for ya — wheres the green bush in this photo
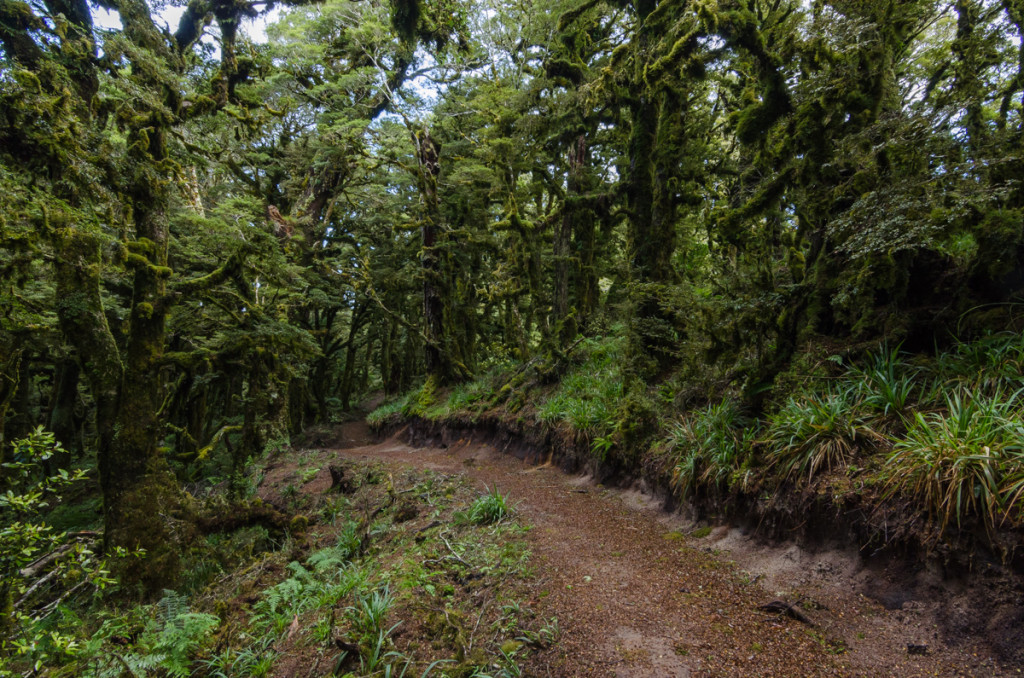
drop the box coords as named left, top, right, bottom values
left=0, top=428, right=101, bottom=674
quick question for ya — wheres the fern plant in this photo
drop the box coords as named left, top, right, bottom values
left=75, top=591, right=219, bottom=678
left=152, top=595, right=220, bottom=677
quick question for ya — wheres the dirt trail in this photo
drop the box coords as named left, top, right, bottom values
left=332, top=422, right=1014, bottom=677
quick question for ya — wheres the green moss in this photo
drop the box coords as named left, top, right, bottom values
left=107, top=463, right=184, bottom=595
left=690, top=526, right=712, bottom=538
left=125, top=238, right=157, bottom=257
left=288, top=514, right=309, bottom=535
left=500, top=639, right=523, bottom=655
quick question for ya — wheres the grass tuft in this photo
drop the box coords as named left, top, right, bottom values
left=855, top=344, right=917, bottom=424
left=463, top=486, right=514, bottom=525
left=668, top=399, right=756, bottom=498
left=763, top=384, right=877, bottom=483
left=886, top=388, right=1024, bottom=534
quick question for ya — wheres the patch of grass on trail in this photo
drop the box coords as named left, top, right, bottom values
left=40, top=456, right=545, bottom=678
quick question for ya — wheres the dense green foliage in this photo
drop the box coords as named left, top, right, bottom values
left=4, top=0, right=1024, bottom=671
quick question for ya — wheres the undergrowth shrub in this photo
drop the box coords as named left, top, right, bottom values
left=251, top=529, right=366, bottom=638
left=0, top=428, right=106, bottom=674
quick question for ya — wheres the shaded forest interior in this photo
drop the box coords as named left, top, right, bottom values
left=4, top=0, right=1024, bottom=672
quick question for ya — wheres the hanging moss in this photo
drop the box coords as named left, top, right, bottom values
left=390, top=0, right=421, bottom=44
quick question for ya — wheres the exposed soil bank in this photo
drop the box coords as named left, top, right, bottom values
left=374, top=414, right=1024, bottom=673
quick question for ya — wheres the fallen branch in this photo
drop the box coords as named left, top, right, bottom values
left=195, top=502, right=291, bottom=534
left=439, top=530, right=468, bottom=565
left=37, top=580, right=89, bottom=620
left=15, top=567, right=60, bottom=609
left=758, top=600, right=813, bottom=625
left=466, top=598, right=492, bottom=653
left=19, top=531, right=99, bottom=579
left=19, top=543, right=74, bottom=579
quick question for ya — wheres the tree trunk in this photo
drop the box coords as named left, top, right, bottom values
left=0, top=344, right=23, bottom=459
left=625, top=72, right=681, bottom=375
left=47, top=357, right=80, bottom=469
left=3, top=347, right=33, bottom=445
left=53, top=222, right=183, bottom=592
left=554, top=134, right=592, bottom=344
left=413, top=127, right=450, bottom=381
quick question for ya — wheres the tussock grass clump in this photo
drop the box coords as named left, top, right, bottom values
left=855, top=345, right=917, bottom=424
left=347, top=586, right=395, bottom=639
left=763, top=384, right=878, bottom=483
left=668, top=399, right=757, bottom=498
left=462, top=486, right=514, bottom=525
left=886, top=389, right=1024, bottom=534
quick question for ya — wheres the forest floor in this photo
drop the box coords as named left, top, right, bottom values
left=263, top=420, right=1020, bottom=677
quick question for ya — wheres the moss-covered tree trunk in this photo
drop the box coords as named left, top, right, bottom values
left=239, top=348, right=290, bottom=469
left=554, top=135, right=589, bottom=344
left=0, top=343, right=21, bottom=460
left=382, top=317, right=400, bottom=395
left=340, top=306, right=366, bottom=410
left=106, top=120, right=186, bottom=588
left=625, top=86, right=682, bottom=374
left=52, top=229, right=122, bottom=461
left=53, top=220, right=183, bottom=591
left=5, top=349, right=33, bottom=444
left=413, top=127, right=451, bottom=381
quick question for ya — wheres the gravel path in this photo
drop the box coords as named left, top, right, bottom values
left=335, top=423, right=1015, bottom=677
